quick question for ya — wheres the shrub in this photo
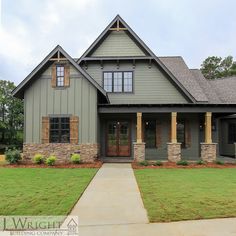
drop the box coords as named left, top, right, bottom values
left=5, top=148, right=21, bottom=164
left=139, top=160, right=149, bottom=166
left=71, top=153, right=81, bottom=164
left=45, top=156, right=57, bottom=166
left=153, top=160, right=163, bottom=166
left=215, top=160, right=224, bottom=165
left=196, top=160, right=206, bottom=165
left=32, top=154, right=44, bottom=164
left=176, top=160, right=189, bottom=166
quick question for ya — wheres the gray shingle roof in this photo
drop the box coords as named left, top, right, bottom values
left=190, top=69, right=220, bottom=103
left=158, top=56, right=208, bottom=102
left=209, top=76, right=236, bottom=104
left=159, top=56, right=236, bottom=104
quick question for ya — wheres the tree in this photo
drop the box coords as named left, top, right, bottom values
left=201, top=56, right=236, bottom=80
left=0, top=80, right=23, bottom=148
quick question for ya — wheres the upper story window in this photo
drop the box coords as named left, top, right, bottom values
left=50, top=117, right=70, bottom=143
left=103, top=71, right=133, bottom=93
left=56, top=65, right=65, bottom=87
left=228, top=123, right=236, bottom=144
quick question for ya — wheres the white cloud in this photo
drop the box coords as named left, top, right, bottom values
left=1, top=0, right=236, bottom=85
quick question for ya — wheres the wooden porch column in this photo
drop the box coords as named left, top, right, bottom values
left=171, top=112, right=177, bottom=143
left=205, top=112, right=212, bottom=144
left=137, top=112, right=142, bottom=143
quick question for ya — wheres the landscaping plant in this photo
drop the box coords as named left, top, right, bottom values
left=71, top=153, right=81, bottom=164
left=153, top=160, right=163, bottom=166
left=32, top=154, right=44, bottom=164
left=45, top=156, right=57, bottom=166
left=215, top=160, right=224, bottom=165
left=139, top=160, right=149, bottom=166
left=196, top=160, right=206, bottom=165
left=176, top=160, right=189, bottom=166
left=4, top=148, right=21, bottom=164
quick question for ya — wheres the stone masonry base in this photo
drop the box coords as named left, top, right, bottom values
left=23, top=143, right=99, bottom=163
left=200, top=143, right=217, bottom=162
left=167, top=143, right=181, bottom=162
left=133, top=142, right=145, bottom=162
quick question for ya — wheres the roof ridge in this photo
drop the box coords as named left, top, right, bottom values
left=158, top=56, right=183, bottom=59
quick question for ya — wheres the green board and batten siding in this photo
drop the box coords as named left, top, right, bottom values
left=90, top=31, right=146, bottom=57
left=24, top=64, right=97, bottom=143
left=86, top=61, right=187, bottom=104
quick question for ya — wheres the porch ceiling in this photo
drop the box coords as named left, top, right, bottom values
left=98, top=104, right=236, bottom=114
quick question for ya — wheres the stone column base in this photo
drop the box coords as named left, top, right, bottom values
left=167, top=143, right=181, bottom=162
left=200, top=143, right=217, bottom=162
left=133, top=142, right=145, bottom=162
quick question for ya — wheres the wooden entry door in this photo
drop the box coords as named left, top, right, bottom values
left=106, top=121, right=131, bottom=157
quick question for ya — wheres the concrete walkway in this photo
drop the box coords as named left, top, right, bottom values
left=70, top=163, right=148, bottom=226
left=70, top=163, right=236, bottom=236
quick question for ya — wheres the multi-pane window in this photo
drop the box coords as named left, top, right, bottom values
left=177, top=120, right=185, bottom=148
left=50, top=117, right=70, bottom=143
left=103, top=72, right=113, bottom=92
left=103, top=71, right=133, bottom=93
left=124, top=72, right=133, bottom=92
left=56, top=65, right=65, bottom=87
left=228, top=123, right=236, bottom=144
left=113, top=72, right=123, bottom=92
left=145, top=120, right=156, bottom=148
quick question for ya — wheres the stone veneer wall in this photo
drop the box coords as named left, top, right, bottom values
left=167, top=143, right=181, bottom=162
left=133, top=142, right=145, bottom=162
left=200, top=143, right=217, bottom=162
left=23, top=143, right=99, bottom=163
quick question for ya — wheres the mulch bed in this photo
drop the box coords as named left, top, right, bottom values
left=132, top=162, right=236, bottom=169
left=0, top=161, right=103, bottom=168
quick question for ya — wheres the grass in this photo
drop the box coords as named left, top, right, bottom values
left=0, top=168, right=97, bottom=215
left=135, top=168, right=236, bottom=222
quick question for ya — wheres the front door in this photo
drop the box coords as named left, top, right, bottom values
left=106, top=121, right=131, bottom=157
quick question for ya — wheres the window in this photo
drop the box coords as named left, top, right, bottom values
left=124, top=72, right=133, bottom=92
left=177, top=120, right=185, bottom=148
left=50, top=117, right=70, bottom=143
left=145, top=120, right=156, bottom=148
left=56, top=65, right=65, bottom=87
left=228, top=123, right=236, bottom=144
left=113, top=72, right=123, bottom=92
left=103, top=72, right=113, bottom=92
left=103, top=71, right=133, bottom=93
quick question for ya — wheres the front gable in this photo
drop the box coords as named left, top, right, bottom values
left=78, top=15, right=198, bottom=103
left=90, top=31, right=147, bottom=57
left=12, top=45, right=108, bottom=101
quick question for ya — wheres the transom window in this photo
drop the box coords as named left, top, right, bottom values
left=56, top=65, right=65, bottom=87
left=228, top=123, right=236, bottom=144
left=103, top=71, right=133, bottom=93
left=50, top=117, right=70, bottom=143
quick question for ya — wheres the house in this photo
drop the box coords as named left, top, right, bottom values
left=12, top=15, right=236, bottom=163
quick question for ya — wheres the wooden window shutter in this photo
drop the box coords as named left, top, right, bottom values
left=64, top=64, right=70, bottom=87
left=42, top=117, right=49, bottom=143
left=156, top=121, right=162, bottom=148
left=51, top=64, right=57, bottom=88
left=70, top=116, right=79, bottom=144
left=185, top=120, right=191, bottom=148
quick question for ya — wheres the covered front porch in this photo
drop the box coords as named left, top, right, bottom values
left=98, top=106, right=224, bottom=162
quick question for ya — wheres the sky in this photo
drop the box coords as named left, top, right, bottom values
left=1, top=0, right=236, bottom=85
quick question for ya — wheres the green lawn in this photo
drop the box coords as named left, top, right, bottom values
left=135, top=168, right=236, bottom=222
left=0, top=168, right=97, bottom=215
